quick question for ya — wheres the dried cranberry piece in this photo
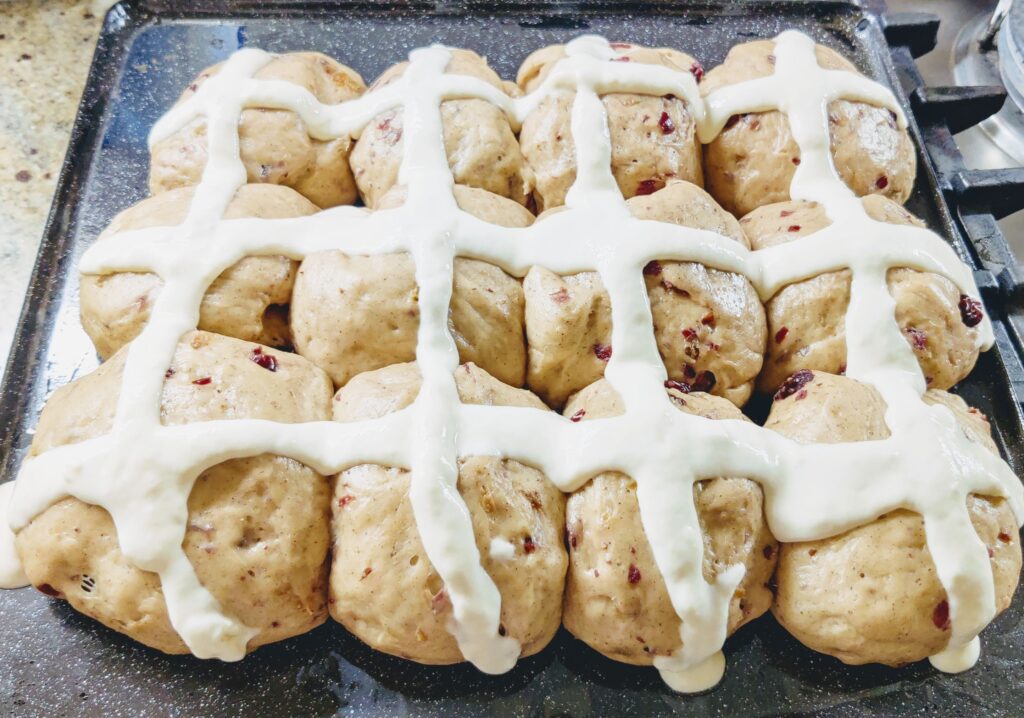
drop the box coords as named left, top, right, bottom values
left=664, top=379, right=691, bottom=393
left=689, top=60, right=704, bottom=82
left=567, top=528, right=578, bottom=549
left=550, top=287, right=570, bottom=303
left=775, top=327, right=789, bottom=344
left=612, top=56, right=631, bottom=63
left=643, top=260, right=663, bottom=276
left=570, top=409, right=586, bottom=423
left=792, top=157, right=801, bottom=166
left=905, top=327, right=928, bottom=350
left=593, top=343, right=612, bottom=361
left=250, top=346, right=278, bottom=372
left=998, top=532, right=1012, bottom=543
left=35, top=583, right=61, bottom=597
left=701, top=312, right=716, bottom=326
left=338, top=494, right=355, bottom=508
left=627, top=564, right=642, bottom=584
left=681, top=328, right=697, bottom=341
left=164, top=368, right=175, bottom=379
left=774, top=369, right=814, bottom=401
left=636, top=179, right=660, bottom=195
left=658, top=111, right=675, bottom=135
left=192, top=377, right=212, bottom=386
left=523, top=536, right=537, bottom=554
left=958, top=294, right=984, bottom=327
left=875, top=175, right=889, bottom=190
left=932, top=600, right=951, bottom=630
left=609, top=42, right=632, bottom=50
left=787, top=225, right=801, bottom=232
left=780, top=210, right=794, bottom=218
left=692, top=371, right=716, bottom=393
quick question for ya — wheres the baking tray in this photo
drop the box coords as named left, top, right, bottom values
left=2, top=1, right=1023, bottom=715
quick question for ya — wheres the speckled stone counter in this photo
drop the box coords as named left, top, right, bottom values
left=0, top=1, right=109, bottom=372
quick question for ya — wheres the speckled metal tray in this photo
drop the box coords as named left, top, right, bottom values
left=2, top=1, right=1023, bottom=716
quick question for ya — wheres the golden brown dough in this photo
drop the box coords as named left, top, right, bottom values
left=150, top=52, right=365, bottom=208
left=291, top=184, right=532, bottom=387
left=560, top=379, right=776, bottom=664
left=16, top=331, right=335, bottom=655
left=745, top=195, right=980, bottom=393
left=525, top=180, right=765, bottom=408
left=329, top=362, right=566, bottom=664
left=517, top=42, right=703, bottom=212
left=701, top=40, right=915, bottom=216
left=80, top=184, right=319, bottom=359
left=765, top=371, right=1021, bottom=666
left=350, top=49, right=532, bottom=208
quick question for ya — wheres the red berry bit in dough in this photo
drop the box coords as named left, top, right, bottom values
left=35, top=583, right=61, bottom=597
left=636, top=179, right=659, bottom=195
left=689, top=60, right=704, bottom=82
left=192, top=377, right=212, bottom=386
left=787, top=225, right=801, bottom=232
left=550, top=287, right=570, bottom=304
left=567, top=528, right=578, bottom=549
left=780, top=210, right=794, bottom=218
left=337, top=494, right=356, bottom=509
left=612, top=56, right=631, bottom=63
left=775, top=327, right=789, bottom=343
left=658, top=111, right=675, bottom=135
left=665, top=379, right=690, bottom=393
left=628, top=564, right=642, bottom=584
left=682, top=328, right=697, bottom=341
left=701, top=312, right=716, bottom=327
left=643, top=260, right=663, bottom=276
left=933, top=600, right=951, bottom=630
left=609, top=42, right=632, bottom=50
left=999, top=532, right=1012, bottom=543
left=165, top=368, right=175, bottom=379
left=250, top=346, right=278, bottom=372
left=692, top=371, right=716, bottom=393
left=875, top=175, right=889, bottom=190
left=792, top=157, right=801, bottom=166
left=593, top=343, right=612, bottom=361
left=570, top=409, right=586, bottom=423
left=959, top=294, right=984, bottom=327
left=523, top=536, right=537, bottom=554
left=774, top=369, right=814, bottom=401
left=905, top=327, right=928, bottom=350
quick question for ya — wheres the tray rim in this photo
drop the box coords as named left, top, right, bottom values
left=1, top=2, right=1022, bottom=715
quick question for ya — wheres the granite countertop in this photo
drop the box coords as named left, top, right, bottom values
left=0, top=1, right=109, bottom=372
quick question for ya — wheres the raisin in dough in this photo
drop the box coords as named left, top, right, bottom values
left=701, top=40, right=915, bottom=217
left=291, top=184, right=532, bottom=387
left=744, top=195, right=980, bottom=393
left=765, top=371, right=1021, bottom=666
left=525, top=179, right=765, bottom=408
left=560, top=379, right=776, bottom=664
left=150, top=52, right=365, bottom=208
left=16, top=331, right=335, bottom=655
left=517, top=42, right=703, bottom=212
left=329, top=362, right=566, bottom=664
left=80, top=184, right=319, bottom=359
left=350, top=49, right=533, bottom=209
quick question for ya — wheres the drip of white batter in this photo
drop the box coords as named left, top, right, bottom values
left=1, top=31, right=1019, bottom=691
